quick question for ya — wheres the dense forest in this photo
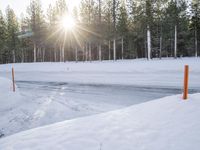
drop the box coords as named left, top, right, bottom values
left=0, top=0, right=200, bottom=63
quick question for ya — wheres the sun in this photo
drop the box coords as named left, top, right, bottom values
left=61, top=15, right=76, bottom=31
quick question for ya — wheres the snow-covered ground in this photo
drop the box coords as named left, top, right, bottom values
left=1, top=93, right=200, bottom=150
left=0, top=58, right=200, bottom=140
left=0, top=77, right=25, bottom=137
left=0, top=57, right=200, bottom=88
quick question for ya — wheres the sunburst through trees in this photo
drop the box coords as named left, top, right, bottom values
left=0, top=0, right=199, bottom=63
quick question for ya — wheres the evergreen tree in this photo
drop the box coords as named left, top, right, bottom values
left=103, top=0, right=113, bottom=60
left=117, top=3, right=129, bottom=59
left=46, top=4, right=58, bottom=62
left=6, top=6, right=19, bottom=63
left=128, top=0, right=146, bottom=58
left=27, top=0, right=45, bottom=62
left=190, top=0, right=200, bottom=57
left=0, top=10, right=7, bottom=63
left=177, top=1, right=190, bottom=56
left=146, top=0, right=153, bottom=60
left=163, top=0, right=178, bottom=57
left=112, top=0, right=118, bottom=60
left=80, top=0, right=96, bottom=61
left=0, top=0, right=199, bottom=63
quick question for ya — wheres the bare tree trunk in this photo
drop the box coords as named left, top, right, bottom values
left=174, top=25, right=177, bottom=58
left=195, top=28, right=198, bottom=57
left=144, top=37, right=147, bottom=58
left=89, top=42, right=92, bottom=62
left=54, top=48, right=57, bottom=62
left=42, top=48, right=45, bottom=62
left=60, top=45, right=62, bottom=62
left=37, top=47, right=40, bottom=62
left=13, top=50, right=15, bottom=63
left=39, top=48, right=42, bottom=62
left=62, top=44, right=65, bottom=62
left=34, top=42, right=37, bottom=62
left=121, top=37, right=124, bottom=60
left=159, top=25, right=162, bottom=59
left=113, top=0, right=116, bottom=61
left=113, top=38, right=116, bottom=61
left=85, top=43, right=88, bottom=61
left=24, top=49, right=26, bottom=62
left=160, top=36, right=162, bottom=59
left=98, top=44, right=102, bottom=61
left=75, top=46, right=78, bottom=62
left=147, top=25, right=151, bottom=60
left=21, top=49, right=24, bottom=63
left=82, top=45, right=86, bottom=61
left=109, top=40, right=111, bottom=60
left=171, top=33, right=173, bottom=57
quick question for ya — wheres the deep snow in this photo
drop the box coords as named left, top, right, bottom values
left=1, top=93, right=200, bottom=150
left=0, top=77, right=25, bottom=137
left=0, top=57, right=200, bottom=88
left=0, top=58, right=200, bottom=139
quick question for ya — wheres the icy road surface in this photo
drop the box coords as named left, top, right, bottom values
left=16, top=81, right=199, bottom=126
left=0, top=80, right=197, bottom=137
left=0, top=58, right=200, bottom=137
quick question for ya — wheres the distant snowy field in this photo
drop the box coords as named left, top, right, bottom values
left=1, top=93, right=200, bottom=150
left=0, top=57, right=200, bottom=148
left=0, top=57, right=200, bottom=88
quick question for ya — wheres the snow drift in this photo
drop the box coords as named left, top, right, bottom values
left=1, top=93, right=200, bottom=150
left=0, top=77, right=25, bottom=137
left=0, top=77, right=21, bottom=111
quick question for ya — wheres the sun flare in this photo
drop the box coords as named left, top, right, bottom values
left=61, top=15, right=76, bottom=31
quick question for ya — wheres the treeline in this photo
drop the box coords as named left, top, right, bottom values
left=0, top=0, right=200, bottom=63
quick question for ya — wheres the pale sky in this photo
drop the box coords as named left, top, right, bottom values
left=0, top=0, right=80, bottom=17
left=0, top=0, right=192, bottom=17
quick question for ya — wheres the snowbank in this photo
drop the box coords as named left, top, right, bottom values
left=0, top=77, right=24, bottom=137
left=0, top=77, right=21, bottom=111
left=1, top=93, right=200, bottom=150
left=0, top=57, right=200, bottom=88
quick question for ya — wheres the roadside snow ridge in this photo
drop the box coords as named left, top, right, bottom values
left=0, top=93, right=200, bottom=150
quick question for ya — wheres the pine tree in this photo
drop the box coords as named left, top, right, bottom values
left=154, top=0, right=168, bottom=59
left=98, top=0, right=102, bottom=61
left=80, top=0, right=96, bottom=61
left=103, top=0, right=113, bottom=60
left=0, top=10, right=7, bottom=63
left=163, top=0, right=178, bottom=57
left=27, top=0, right=44, bottom=62
left=190, top=0, right=200, bottom=57
left=117, top=3, right=129, bottom=59
left=19, top=13, right=30, bottom=63
left=128, top=0, right=146, bottom=58
left=6, top=6, right=19, bottom=63
left=177, top=1, right=190, bottom=56
left=46, top=4, right=58, bottom=62
left=113, top=0, right=117, bottom=61
left=146, top=0, right=153, bottom=60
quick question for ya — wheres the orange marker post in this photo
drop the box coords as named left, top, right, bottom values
left=183, top=65, right=189, bottom=100
left=12, top=67, right=15, bottom=92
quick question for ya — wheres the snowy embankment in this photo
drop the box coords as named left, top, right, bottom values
left=0, top=58, right=200, bottom=146
left=1, top=93, right=200, bottom=150
left=0, top=77, right=24, bottom=137
left=0, top=77, right=20, bottom=110
left=0, top=57, right=200, bottom=88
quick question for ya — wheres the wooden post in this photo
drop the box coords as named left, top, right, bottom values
left=183, top=65, right=189, bottom=100
left=12, top=67, right=15, bottom=92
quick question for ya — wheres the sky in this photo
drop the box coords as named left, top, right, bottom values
left=0, top=0, right=193, bottom=17
left=0, top=0, right=80, bottom=17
